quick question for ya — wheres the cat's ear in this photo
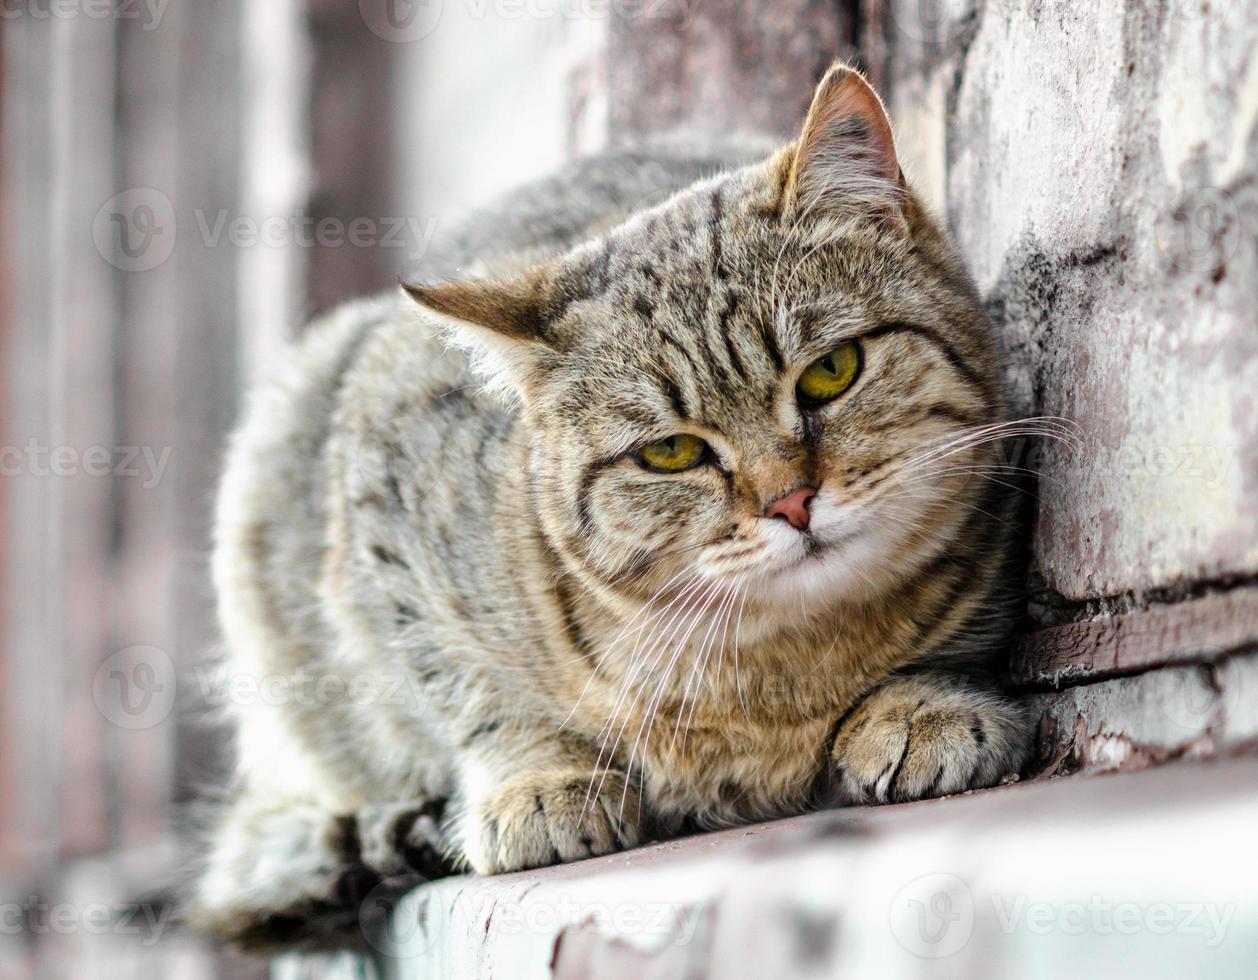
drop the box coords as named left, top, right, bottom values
left=403, top=266, right=558, bottom=344
left=403, top=265, right=560, bottom=397
left=782, top=62, right=906, bottom=225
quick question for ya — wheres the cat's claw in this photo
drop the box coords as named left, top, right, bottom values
left=468, top=768, right=644, bottom=874
left=830, top=674, right=1030, bottom=805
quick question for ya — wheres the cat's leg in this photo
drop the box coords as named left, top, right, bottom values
left=188, top=792, right=452, bottom=952
left=454, top=727, right=647, bottom=875
left=828, top=673, right=1031, bottom=805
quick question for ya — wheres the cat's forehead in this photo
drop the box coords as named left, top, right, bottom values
left=554, top=178, right=781, bottom=336
left=548, top=166, right=944, bottom=409
left=604, top=169, right=772, bottom=263
left=561, top=168, right=901, bottom=332
left=551, top=194, right=792, bottom=427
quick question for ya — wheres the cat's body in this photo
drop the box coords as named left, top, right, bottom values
left=192, top=67, right=1032, bottom=950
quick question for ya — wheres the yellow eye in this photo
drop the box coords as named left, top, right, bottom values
left=797, top=341, right=861, bottom=405
left=638, top=434, right=708, bottom=473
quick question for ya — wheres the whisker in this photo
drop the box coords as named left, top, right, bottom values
left=681, top=573, right=747, bottom=750
left=671, top=573, right=742, bottom=749
left=615, top=576, right=729, bottom=818
left=730, top=580, right=753, bottom=722
left=560, top=564, right=697, bottom=731
left=584, top=572, right=709, bottom=807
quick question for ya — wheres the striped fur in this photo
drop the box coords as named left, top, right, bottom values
left=190, top=65, right=1031, bottom=951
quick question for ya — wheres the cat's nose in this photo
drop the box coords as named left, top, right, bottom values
left=764, top=486, right=817, bottom=531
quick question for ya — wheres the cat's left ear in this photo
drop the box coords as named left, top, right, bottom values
left=782, top=62, right=907, bottom=227
left=403, top=264, right=560, bottom=397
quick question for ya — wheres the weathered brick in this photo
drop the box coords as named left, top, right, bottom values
left=1011, top=587, right=1258, bottom=688
left=886, top=0, right=1258, bottom=600
left=1028, top=650, right=1257, bottom=777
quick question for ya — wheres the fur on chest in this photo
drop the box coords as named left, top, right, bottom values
left=632, top=711, right=836, bottom=825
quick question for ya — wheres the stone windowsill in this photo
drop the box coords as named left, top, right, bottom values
left=277, top=756, right=1258, bottom=979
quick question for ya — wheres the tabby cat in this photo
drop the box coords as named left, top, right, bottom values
left=190, top=64, right=1032, bottom=950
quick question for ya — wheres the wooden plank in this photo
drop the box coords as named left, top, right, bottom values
left=0, top=8, right=118, bottom=873
left=1, top=6, right=56, bottom=879
left=0, top=2, right=296, bottom=975
left=277, top=757, right=1258, bottom=979
left=855, top=0, right=893, bottom=93
left=111, top=0, right=185, bottom=850
left=0, top=10, right=16, bottom=878
left=1027, top=650, right=1258, bottom=778
left=237, top=0, right=311, bottom=386
left=169, top=0, right=247, bottom=809
left=306, top=0, right=397, bottom=314
left=1011, top=588, right=1258, bottom=689
left=49, top=9, right=119, bottom=863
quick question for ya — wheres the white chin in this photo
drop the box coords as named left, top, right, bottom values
left=756, top=530, right=904, bottom=605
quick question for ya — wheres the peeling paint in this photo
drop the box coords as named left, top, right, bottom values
left=894, top=0, right=1258, bottom=598
left=1223, top=49, right=1258, bottom=184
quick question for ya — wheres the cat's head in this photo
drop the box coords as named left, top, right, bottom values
left=406, top=64, right=1001, bottom=612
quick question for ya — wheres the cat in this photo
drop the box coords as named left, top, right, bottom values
left=189, top=63, right=1033, bottom=951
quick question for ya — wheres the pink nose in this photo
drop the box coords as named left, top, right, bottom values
left=765, top=486, right=817, bottom=531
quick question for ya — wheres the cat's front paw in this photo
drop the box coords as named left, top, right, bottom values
left=830, top=675, right=1030, bottom=805
left=467, top=768, right=645, bottom=874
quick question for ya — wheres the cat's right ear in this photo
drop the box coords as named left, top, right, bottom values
left=780, top=62, right=907, bottom=227
left=403, top=265, right=560, bottom=398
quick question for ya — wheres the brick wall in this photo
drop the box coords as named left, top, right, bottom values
left=871, top=0, right=1258, bottom=774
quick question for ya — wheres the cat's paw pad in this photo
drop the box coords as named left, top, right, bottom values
left=469, top=768, right=644, bottom=874
left=830, top=676, right=1028, bottom=805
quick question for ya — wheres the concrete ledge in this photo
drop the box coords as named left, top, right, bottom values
left=278, top=757, right=1258, bottom=979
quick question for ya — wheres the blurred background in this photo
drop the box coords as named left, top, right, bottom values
left=0, top=2, right=848, bottom=975
left=2, top=1, right=1256, bottom=978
